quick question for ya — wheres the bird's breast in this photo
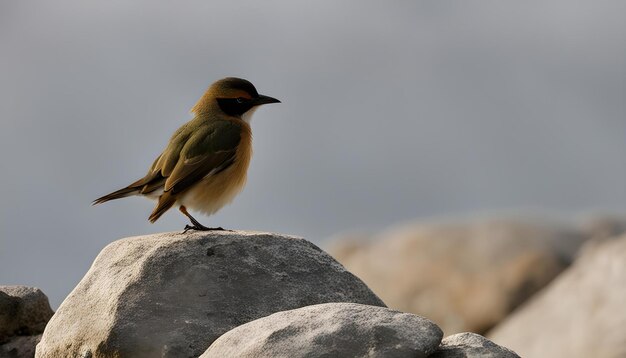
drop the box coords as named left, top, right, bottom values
left=178, top=124, right=253, bottom=215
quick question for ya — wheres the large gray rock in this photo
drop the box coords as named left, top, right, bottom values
left=488, top=234, right=626, bottom=358
left=36, top=231, right=385, bottom=358
left=429, top=333, right=519, bottom=358
left=329, top=218, right=582, bottom=334
left=202, top=302, right=443, bottom=358
left=0, top=286, right=53, bottom=358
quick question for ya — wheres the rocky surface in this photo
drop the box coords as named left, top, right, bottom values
left=202, top=302, right=443, bottom=358
left=0, top=286, right=53, bottom=341
left=488, top=234, right=626, bottom=358
left=0, top=286, right=53, bottom=358
left=36, top=231, right=385, bottom=358
left=0, top=291, right=18, bottom=342
left=329, top=217, right=584, bottom=334
left=429, top=333, right=520, bottom=358
left=0, top=335, right=42, bottom=358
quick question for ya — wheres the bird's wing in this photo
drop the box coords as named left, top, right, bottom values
left=163, top=120, right=242, bottom=195
left=112, top=123, right=197, bottom=196
left=147, top=120, right=242, bottom=223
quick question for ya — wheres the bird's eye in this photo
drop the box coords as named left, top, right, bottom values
left=236, top=97, right=245, bottom=103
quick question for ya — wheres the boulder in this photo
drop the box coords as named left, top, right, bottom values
left=202, top=302, right=443, bottom=358
left=36, top=231, right=385, bottom=358
left=0, top=286, right=53, bottom=358
left=429, top=333, right=519, bottom=358
left=488, top=234, right=626, bottom=358
left=328, top=217, right=584, bottom=334
left=0, top=335, right=42, bottom=358
left=0, top=291, right=20, bottom=343
left=0, top=286, right=53, bottom=342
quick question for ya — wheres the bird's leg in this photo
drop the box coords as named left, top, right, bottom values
left=179, top=206, right=225, bottom=232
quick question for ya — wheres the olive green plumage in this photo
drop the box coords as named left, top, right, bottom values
left=93, top=77, right=280, bottom=229
left=93, top=117, right=242, bottom=222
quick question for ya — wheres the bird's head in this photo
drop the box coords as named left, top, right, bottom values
left=191, top=77, right=280, bottom=121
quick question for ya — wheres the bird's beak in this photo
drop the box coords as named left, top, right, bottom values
left=253, top=94, right=281, bottom=105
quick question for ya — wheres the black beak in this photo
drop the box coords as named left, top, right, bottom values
left=254, top=94, right=281, bottom=105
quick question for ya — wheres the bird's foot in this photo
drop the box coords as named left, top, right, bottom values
left=179, top=206, right=231, bottom=233
left=182, top=224, right=228, bottom=234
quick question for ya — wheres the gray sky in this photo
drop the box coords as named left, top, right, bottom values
left=1, top=1, right=625, bottom=308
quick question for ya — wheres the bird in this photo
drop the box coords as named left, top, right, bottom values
left=93, top=77, right=280, bottom=231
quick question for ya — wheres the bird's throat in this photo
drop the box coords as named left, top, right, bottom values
left=240, top=107, right=258, bottom=124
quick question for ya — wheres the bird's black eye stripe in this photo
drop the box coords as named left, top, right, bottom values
left=217, top=97, right=254, bottom=116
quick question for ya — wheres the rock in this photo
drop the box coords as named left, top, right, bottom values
left=328, top=217, right=584, bottom=334
left=488, top=234, right=626, bottom=358
left=0, top=291, right=20, bottom=343
left=429, top=333, right=519, bottom=358
left=202, top=302, right=443, bottom=358
left=0, top=286, right=53, bottom=342
left=36, top=231, right=385, bottom=358
left=0, top=286, right=52, bottom=358
left=0, top=335, right=41, bottom=358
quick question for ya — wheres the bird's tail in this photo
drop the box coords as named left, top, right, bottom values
left=148, top=192, right=177, bottom=223
left=92, top=186, right=139, bottom=205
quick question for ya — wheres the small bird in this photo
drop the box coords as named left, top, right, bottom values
left=93, top=77, right=280, bottom=231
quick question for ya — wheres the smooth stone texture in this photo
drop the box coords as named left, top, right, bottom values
left=36, top=231, right=385, bottom=358
left=488, top=234, right=626, bottom=358
left=0, top=286, right=53, bottom=343
left=202, top=302, right=443, bottom=358
left=329, top=217, right=587, bottom=334
left=429, top=333, right=519, bottom=358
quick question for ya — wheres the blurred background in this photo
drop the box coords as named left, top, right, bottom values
left=1, top=1, right=625, bottom=356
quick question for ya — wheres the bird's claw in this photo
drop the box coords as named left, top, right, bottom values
left=182, top=225, right=228, bottom=234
